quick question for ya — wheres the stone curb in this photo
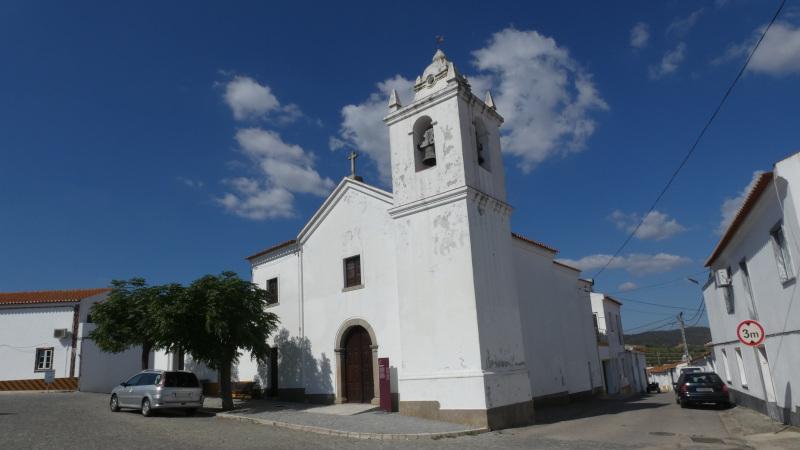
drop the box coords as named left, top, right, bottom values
left=216, top=412, right=489, bottom=440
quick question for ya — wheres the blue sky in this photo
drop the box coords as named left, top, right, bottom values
left=2, top=1, right=798, bottom=331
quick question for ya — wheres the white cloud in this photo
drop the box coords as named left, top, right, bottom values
left=717, top=171, right=765, bottom=235
left=617, top=281, right=638, bottom=292
left=609, top=210, right=686, bottom=240
left=223, top=76, right=302, bottom=122
left=217, top=181, right=295, bottom=220
left=177, top=177, right=204, bottom=189
left=331, top=27, right=608, bottom=179
left=713, top=21, right=800, bottom=76
left=217, top=128, right=334, bottom=220
left=649, top=42, right=687, bottom=79
left=472, top=28, right=609, bottom=172
left=630, top=22, right=650, bottom=49
left=559, top=253, right=692, bottom=276
left=332, top=75, right=414, bottom=181
left=667, top=9, right=704, bottom=37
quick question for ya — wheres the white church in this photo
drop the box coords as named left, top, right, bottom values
left=238, top=50, right=603, bottom=429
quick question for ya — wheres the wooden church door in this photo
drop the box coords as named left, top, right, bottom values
left=344, top=326, right=373, bottom=403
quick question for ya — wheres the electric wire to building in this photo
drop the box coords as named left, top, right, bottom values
left=591, top=0, right=788, bottom=280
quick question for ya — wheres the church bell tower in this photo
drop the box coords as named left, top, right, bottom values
left=384, top=50, right=533, bottom=429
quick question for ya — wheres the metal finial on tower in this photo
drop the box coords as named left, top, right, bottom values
left=435, top=35, right=444, bottom=48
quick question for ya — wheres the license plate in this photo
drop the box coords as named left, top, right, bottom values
left=697, top=387, right=713, bottom=392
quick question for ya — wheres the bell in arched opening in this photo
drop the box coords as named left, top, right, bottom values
left=418, top=125, right=436, bottom=166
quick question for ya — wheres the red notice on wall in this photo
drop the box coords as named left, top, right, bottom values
left=378, top=357, right=391, bottom=412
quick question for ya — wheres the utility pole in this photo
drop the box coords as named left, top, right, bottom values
left=677, top=312, right=691, bottom=363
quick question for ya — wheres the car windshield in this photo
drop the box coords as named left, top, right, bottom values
left=685, top=373, right=722, bottom=384
left=163, top=372, right=200, bottom=387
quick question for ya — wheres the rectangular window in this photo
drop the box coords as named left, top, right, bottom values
left=721, top=349, right=732, bottom=384
left=592, top=314, right=599, bottom=339
left=770, top=223, right=794, bottom=282
left=34, top=348, right=54, bottom=371
left=723, top=267, right=735, bottom=314
left=739, top=258, right=759, bottom=319
left=616, top=315, right=624, bottom=345
left=756, top=346, right=776, bottom=402
left=266, top=277, right=278, bottom=305
left=343, top=255, right=362, bottom=288
left=735, top=347, right=748, bottom=388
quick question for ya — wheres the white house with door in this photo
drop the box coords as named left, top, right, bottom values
left=589, top=293, right=639, bottom=395
left=0, top=288, right=140, bottom=392
left=703, top=153, right=800, bottom=426
left=234, top=49, right=603, bottom=429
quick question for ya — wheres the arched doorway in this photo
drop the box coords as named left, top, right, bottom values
left=343, top=326, right=374, bottom=403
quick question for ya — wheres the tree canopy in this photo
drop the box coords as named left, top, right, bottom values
left=89, top=278, right=182, bottom=369
left=172, top=271, right=279, bottom=410
left=91, top=272, right=279, bottom=410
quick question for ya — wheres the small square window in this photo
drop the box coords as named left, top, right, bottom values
left=266, top=278, right=278, bottom=305
left=35, top=348, right=54, bottom=372
left=344, top=255, right=362, bottom=288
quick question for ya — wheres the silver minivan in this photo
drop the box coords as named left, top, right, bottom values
left=110, top=370, right=204, bottom=416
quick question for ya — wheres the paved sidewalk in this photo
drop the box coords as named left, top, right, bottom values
left=217, top=399, right=487, bottom=440
left=719, top=405, right=800, bottom=449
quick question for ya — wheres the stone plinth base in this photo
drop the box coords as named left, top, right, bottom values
left=399, top=399, right=534, bottom=430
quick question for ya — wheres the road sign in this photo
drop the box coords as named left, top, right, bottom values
left=43, top=370, right=55, bottom=384
left=736, top=320, right=765, bottom=346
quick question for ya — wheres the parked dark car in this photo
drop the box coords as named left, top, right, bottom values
left=673, top=372, right=731, bottom=408
left=647, top=382, right=660, bottom=393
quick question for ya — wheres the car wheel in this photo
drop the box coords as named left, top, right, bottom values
left=141, top=398, right=153, bottom=417
left=680, top=399, right=688, bottom=409
left=185, top=408, right=197, bottom=417
left=675, top=397, right=680, bottom=404
left=110, top=395, right=120, bottom=412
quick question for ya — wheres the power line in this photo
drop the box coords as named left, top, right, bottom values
left=626, top=315, right=677, bottom=332
left=617, top=296, right=690, bottom=310
left=608, top=271, right=708, bottom=295
left=592, top=0, right=788, bottom=280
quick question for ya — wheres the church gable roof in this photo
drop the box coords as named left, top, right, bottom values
left=246, top=178, right=393, bottom=264
left=297, top=177, right=393, bottom=244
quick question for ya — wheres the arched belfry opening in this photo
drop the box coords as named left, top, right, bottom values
left=334, top=319, right=379, bottom=405
left=413, top=116, right=436, bottom=171
left=474, top=119, right=491, bottom=171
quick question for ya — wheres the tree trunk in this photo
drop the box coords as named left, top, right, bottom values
left=219, top=361, right=234, bottom=411
left=141, top=342, right=152, bottom=370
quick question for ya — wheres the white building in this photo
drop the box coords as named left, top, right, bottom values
left=703, top=153, right=800, bottom=426
left=0, top=288, right=139, bottom=392
left=589, top=293, right=645, bottom=395
left=237, top=50, right=602, bottom=429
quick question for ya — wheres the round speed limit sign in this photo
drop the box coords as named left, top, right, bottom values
left=737, top=320, right=765, bottom=346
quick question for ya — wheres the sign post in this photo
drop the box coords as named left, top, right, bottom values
left=736, top=320, right=765, bottom=347
left=378, top=357, right=391, bottom=413
left=44, top=370, right=55, bottom=392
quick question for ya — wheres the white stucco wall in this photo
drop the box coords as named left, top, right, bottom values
left=0, top=304, right=77, bottom=381
left=249, top=180, right=402, bottom=399
left=513, top=241, right=602, bottom=400
left=703, top=155, right=800, bottom=424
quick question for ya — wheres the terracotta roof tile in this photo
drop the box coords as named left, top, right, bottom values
left=511, top=232, right=559, bottom=254
left=553, top=260, right=581, bottom=272
left=705, top=172, right=774, bottom=267
left=0, top=288, right=110, bottom=306
left=245, top=239, right=298, bottom=261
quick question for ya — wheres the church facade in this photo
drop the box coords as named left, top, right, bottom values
left=239, top=50, right=603, bottom=429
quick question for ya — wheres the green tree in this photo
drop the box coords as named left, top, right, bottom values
left=172, top=271, right=279, bottom=411
left=89, top=279, right=183, bottom=370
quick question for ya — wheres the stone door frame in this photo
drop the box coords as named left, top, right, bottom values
left=334, top=318, right=379, bottom=405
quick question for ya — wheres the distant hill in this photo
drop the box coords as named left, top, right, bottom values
left=625, top=326, right=711, bottom=347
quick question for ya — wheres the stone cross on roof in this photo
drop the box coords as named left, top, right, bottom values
left=347, top=151, right=363, bottom=182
